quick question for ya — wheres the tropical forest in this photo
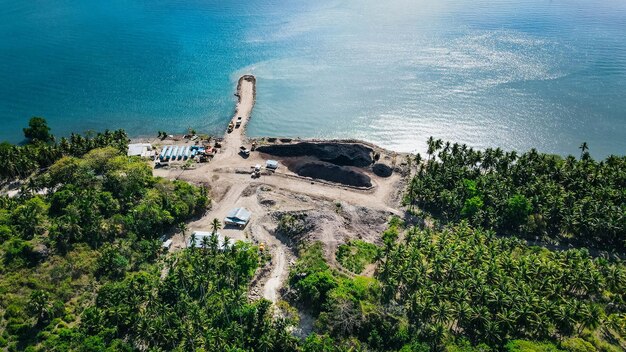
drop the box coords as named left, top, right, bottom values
left=0, top=120, right=625, bottom=351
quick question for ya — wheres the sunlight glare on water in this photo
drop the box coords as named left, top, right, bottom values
left=0, top=0, right=624, bottom=157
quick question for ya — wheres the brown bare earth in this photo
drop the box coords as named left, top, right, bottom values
left=150, top=75, right=407, bottom=303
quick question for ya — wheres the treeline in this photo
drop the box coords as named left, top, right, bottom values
left=405, top=138, right=625, bottom=251
left=1, top=117, right=129, bottom=181
left=288, top=222, right=626, bottom=351
left=0, top=147, right=209, bottom=350
left=73, top=243, right=298, bottom=350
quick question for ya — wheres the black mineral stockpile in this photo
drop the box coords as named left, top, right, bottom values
left=372, top=163, right=393, bottom=177
left=290, top=160, right=372, bottom=188
left=256, top=142, right=373, bottom=167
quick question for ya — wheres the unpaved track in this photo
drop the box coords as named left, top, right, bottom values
left=262, top=240, right=287, bottom=302
left=157, top=75, right=405, bottom=303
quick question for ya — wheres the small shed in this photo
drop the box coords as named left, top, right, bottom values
left=266, top=160, right=279, bottom=170
left=224, top=207, right=252, bottom=228
left=162, top=239, right=173, bottom=249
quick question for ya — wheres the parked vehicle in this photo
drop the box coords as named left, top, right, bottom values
left=252, top=164, right=261, bottom=178
left=239, top=146, right=250, bottom=156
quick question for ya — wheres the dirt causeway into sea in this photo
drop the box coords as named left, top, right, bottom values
left=256, top=142, right=375, bottom=188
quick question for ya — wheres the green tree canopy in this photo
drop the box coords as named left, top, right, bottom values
left=23, top=116, right=53, bottom=143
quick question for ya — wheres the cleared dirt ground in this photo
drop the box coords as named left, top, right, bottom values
left=151, top=76, right=407, bottom=303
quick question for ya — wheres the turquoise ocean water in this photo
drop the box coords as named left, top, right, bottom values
left=1, top=0, right=625, bottom=157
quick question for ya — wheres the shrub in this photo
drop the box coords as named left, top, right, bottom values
left=336, top=240, right=378, bottom=273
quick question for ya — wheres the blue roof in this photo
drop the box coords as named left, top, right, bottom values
left=266, top=160, right=279, bottom=168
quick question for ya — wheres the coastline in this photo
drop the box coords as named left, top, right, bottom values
left=147, top=74, right=406, bottom=302
left=131, top=74, right=404, bottom=160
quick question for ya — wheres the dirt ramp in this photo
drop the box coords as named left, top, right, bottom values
left=256, top=142, right=373, bottom=167
left=289, top=160, right=372, bottom=188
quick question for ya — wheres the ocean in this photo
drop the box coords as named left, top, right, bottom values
left=1, top=0, right=625, bottom=157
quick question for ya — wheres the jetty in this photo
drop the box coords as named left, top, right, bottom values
left=221, top=74, right=256, bottom=158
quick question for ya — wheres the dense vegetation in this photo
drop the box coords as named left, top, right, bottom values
left=289, top=222, right=626, bottom=351
left=405, top=138, right=625, bottom=251
left=336, top=239, right=379, bottom=274
left=0, top=146, right=209, bottom=350
left=2, top=119, right=625, bottom=352
left=75, top=241, right=298, bottom=351
left=1, top=117, right=129, bottom=182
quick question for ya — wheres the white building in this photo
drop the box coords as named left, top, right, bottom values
left=127, top=143, right=155, bottom=158
left=187, top=231, right=233, bottom=250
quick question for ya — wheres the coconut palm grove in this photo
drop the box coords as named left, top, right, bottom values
left=0, top=119, right=625, bottom=351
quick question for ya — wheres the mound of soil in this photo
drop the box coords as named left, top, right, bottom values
left=372, top=163, right=393, bottom=177
left=290, top=160, right=372, bottom=188
left=256, top=142, right=373, bottom=167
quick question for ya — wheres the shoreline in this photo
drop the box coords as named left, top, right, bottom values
left=131, top=74, right=405, bottom=161
left=148, top=75, right=407, bottom=305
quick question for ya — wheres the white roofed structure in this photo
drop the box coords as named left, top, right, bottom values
left=127, top=143, right=154, bottom=158
left=187, top=231, right=232, bottom=250
left=224, top=207, right=252, bottom=228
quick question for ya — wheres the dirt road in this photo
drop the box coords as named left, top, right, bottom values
left=156, top=75, right=405, bottom=302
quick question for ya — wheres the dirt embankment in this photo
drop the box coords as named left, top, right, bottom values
left=256, top=142, right=374, bottom=167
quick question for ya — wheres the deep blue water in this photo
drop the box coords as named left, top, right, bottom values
left=1, top=0, right=625, bottom=157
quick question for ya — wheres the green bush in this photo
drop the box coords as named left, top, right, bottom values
left=560, top=338, right=596, bottom=352
left=3, top=238, right=36, bottom=266
left=336, top=240, right=378, bottom=273
left=506, top=340, right=564, bottom=352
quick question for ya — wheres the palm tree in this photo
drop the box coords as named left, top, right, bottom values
left=189, top=232, right=197, bottom=250
left=178, top=222, right=188, bottom=248
left=211, top=218, right=222, bottom=235
left=258, top=333, right=274, bottom=352
left=579, top=142, right=589, bottom=159
left=414, top=153, right=423, bottom=171
left=427, top=136, right=436, bottom=160
left=28, top=290, right=51, bottom=325
left=201, top=236, right=211, bottom=251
